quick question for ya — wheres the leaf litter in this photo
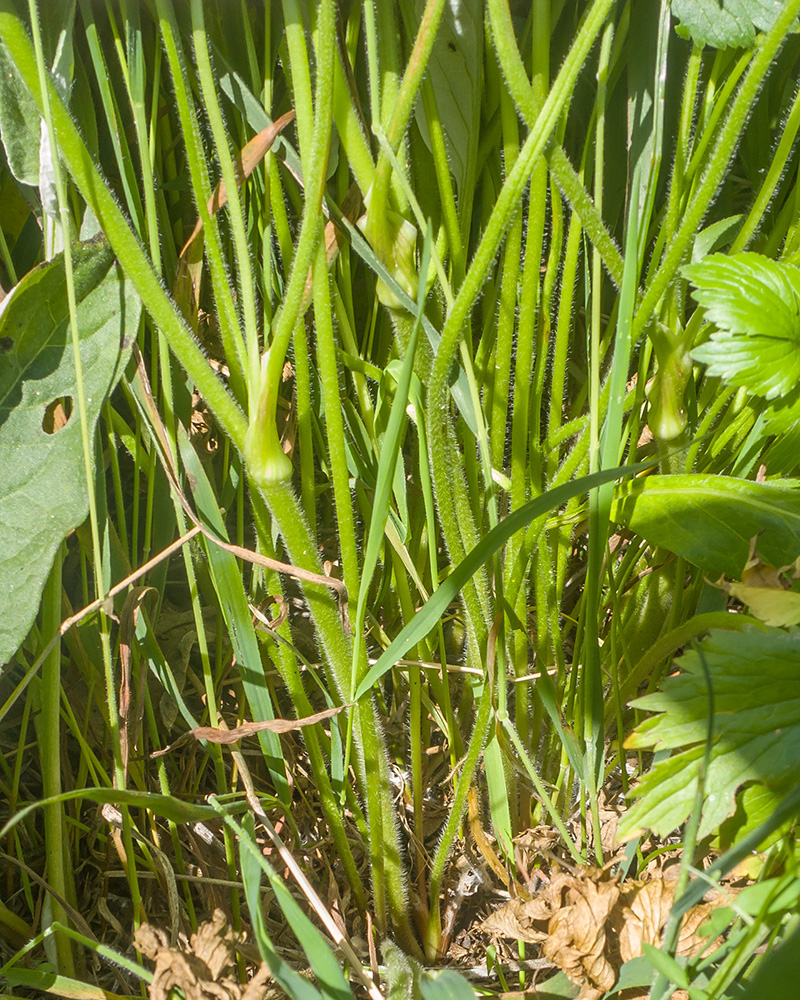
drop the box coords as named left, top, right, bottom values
left=479, top=863, right=729, bottom=999
left=135, top=909, right=271, bottom=1000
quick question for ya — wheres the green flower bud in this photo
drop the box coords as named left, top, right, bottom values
left=360, top=191, right=417, bottom=310
left=243, top=361, right=292, bottom=486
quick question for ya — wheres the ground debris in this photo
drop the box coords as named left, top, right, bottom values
left=480, top=866, right=727, bottom=999
left=135, top=909, right=271, bottom=1000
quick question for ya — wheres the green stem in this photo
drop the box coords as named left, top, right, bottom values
left=39, top=547, right=74, bottom=976
left=156, top=0, right=248, bottom=402
left=425, top=682, right=493, bottom=960
left=634, top=0, right=800, bottom=348
left=191, top=0, right=260, bottom=405
left=0, top=3, right=248, bottom=450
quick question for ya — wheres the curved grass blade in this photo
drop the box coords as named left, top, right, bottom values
left=223, top=809, right=354, bottom=1000
left=355, top=460, right=655, bottom=699
left=0, top=787, right=245, bottom=840
left=350, top=222, right=433, bottom=696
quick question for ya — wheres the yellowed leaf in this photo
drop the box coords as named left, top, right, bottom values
left=716, top=535, right=800, bottom=626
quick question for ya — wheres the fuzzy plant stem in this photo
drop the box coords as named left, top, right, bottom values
left=633, top=0, right=800, bottom=346
left=257, top=481, right=420, bottom=955
left=0, top=5, right=248, bottom=450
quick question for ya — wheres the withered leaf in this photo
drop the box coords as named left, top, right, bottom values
left=542, top=870, right=620, bottom=996
left=615, top=877, right=676, bottom=963
left=480, top=897, right=551, bottom=943
left=519, top=867, right=732, bottom=998
left=180, top=111, right=296, bottom=257
left=151, top=703, right=350, bottom=757
left=135, top=909, right=270, bottom=1000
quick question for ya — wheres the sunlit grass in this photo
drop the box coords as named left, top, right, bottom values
left=0, top=1, right=799, bottom=998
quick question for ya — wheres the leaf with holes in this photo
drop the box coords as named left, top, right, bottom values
left=0, top=238, right=140, bottom=666
left=617, top=627, right=800, bottom=842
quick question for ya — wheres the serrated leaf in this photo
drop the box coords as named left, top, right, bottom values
left=611, top=474, right=800, bottom=578
left=0, top=240, right=140, bottom=666
left=618, top=627, right=800, bottom=840
left=686, top=253, right=800, bottom=400
left=672, top=0, right=788, bottom=49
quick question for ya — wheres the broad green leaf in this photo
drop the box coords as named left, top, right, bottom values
left=672, top=0, right=789, bottom=49
left=618, top=627, right=800, bottom=840
left=735, top=873, right=800, bottom=918
left=715, top=781, right=789, bottom=854
left=415, top=0, right=482, bottom=197
left=0, top=1, right=77, bottom=190
left=690, top=215, right=742, bottom=263
left=0, top=239, right=140, bottom=666
left=686, top=253, right=800, bottom=400
left=738, top=923, right=800, bottom=1000
left=611, top=474, right=800, bottom=578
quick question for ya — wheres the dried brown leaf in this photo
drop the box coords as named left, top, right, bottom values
left=151, top=703, right=350, bottom=757
left=480, top=898, right=550, bottom=944
left=616, top=877, right=676, bottom=962
left=135, top=910, right=270, bottom=1000
left=192, top=910, right=238, bottom=980
left=180, top=111, right=296, bottom=256
left=532, top=868, right=732, bottom=996
left=542, top=870, right=620, bottom=995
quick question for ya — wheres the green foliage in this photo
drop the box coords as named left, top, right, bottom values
left=0, top=239, right=138, bottom=663
left=413, top=0, right=481, bottom=199
left=738, top=923, right=800, bottom=999
left=1, top=1, right=800, bottom=997
left=0, top=34, right=41, bottom=184
left=618, top=627, right=800, bottom=840
left=612, top=474, right=800, bottom=577
left=672, top=0, right=791, bottom=49
left=688, top=253, right=800, bottom=400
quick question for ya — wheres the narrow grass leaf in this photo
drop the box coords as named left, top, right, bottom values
left=356, top=461, right=653, bottom=698
left=1, top=967, right=134, bottom=999
left=238, top=813, right=325, bottom=1000
left=352, top=224, right=432, bottom=692
left=178, top=425, right=289, bottom=802
left=0, top=787, right=239, bottom=839
left=225, top=809, right=352, bottom=1000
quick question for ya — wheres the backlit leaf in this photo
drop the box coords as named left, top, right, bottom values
left=618, top=627, right=800, bottom=840
left=672, top=0, right=790, bottom=49
left=612, top=474, right=800, bottom=578
left=415, top=0, right=482, bottom=197
left=686, top=253, right=800, bottom=400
